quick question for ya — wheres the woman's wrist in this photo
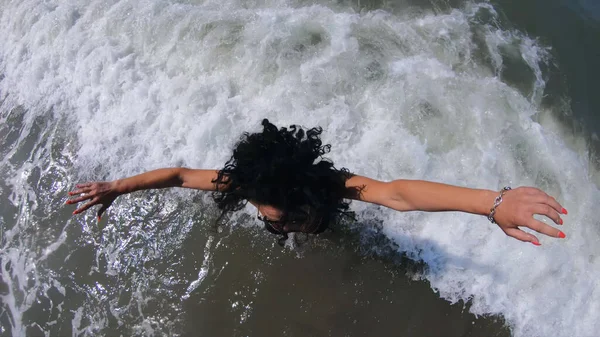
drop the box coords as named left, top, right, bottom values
left=111, top=179, right=130, bottom=195
left=477, top=189, right=499, bottom=217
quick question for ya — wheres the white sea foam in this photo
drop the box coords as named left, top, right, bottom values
left=1, top=0, right=599, bottom=336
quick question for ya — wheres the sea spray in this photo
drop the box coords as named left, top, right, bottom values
left=1, top=0, right=598, bottom=336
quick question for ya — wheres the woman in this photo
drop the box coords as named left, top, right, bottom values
left=66, top=119, right=567, bottom=246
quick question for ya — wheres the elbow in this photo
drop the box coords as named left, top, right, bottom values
left=382, top=181, right=415, bottom=212
left=389, top=200, right=416, bottom=212
left=173, top=168, right=187, bottom=187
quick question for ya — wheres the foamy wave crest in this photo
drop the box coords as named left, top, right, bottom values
left=1, top=0, right=598, bottom=336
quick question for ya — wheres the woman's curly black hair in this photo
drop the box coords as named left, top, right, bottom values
left=212, top=119, right=354, bottom=241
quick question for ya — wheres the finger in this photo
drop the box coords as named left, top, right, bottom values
left=65, top=194, right=94, bottom=204
left=505, top=228, right=540, bottom=245
left=97, top=204, right=109, bottom=221
left=525, top=218, right=566, bottom=239
left=68, top=188, right=91, bottom=196
left=531, top=204, right=563, bottom=225
left=532, top=193, right=565, bottom=215
left=76, top=183, right=92, bottom=189
left=73, top=198, right=98, bottom=215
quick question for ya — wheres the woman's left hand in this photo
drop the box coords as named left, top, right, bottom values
left=66, top=181, right=120, bottom=220
left=492, top=187, right=567, bottom=245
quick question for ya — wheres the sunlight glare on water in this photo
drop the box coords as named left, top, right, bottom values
left=0, top=0, right=599, bottom=336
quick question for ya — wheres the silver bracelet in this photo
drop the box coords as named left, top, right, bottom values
left=488, top=186, right=511, bottom=224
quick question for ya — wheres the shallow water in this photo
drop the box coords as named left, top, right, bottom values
left=1, top=0, right=599, bottom=336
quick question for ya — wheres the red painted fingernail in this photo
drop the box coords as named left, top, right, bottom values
left=531, top=241, right=541, bottom=246
left=97, top=216, right=101, bottom=222
left=559, top=218, right=563, bottom=225
left=562, top=208, right=568, bottom=215
left=68, top=192, right=73, bottom=196
left=558, top=231, right=566, bottom=239
left=72, top=211, right=77, bottom=215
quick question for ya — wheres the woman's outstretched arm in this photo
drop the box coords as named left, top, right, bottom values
left=66, top=168, right=220, bottom=219
left=344, top=175, right=567, bottom=245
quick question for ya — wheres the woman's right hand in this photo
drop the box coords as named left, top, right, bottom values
left=66, top=181, right=120, bottom=220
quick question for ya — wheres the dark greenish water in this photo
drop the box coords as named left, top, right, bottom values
left=1, top=0, right=599, bottom=336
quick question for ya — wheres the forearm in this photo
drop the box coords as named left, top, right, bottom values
left=113, top=168, right=186, bottom=194
left=388, top=180, right=497, bottom=216
left=68, top=168, right=220, bottom=216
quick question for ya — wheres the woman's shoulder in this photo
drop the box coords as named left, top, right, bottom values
left=343, top=173, right=389, bottom=203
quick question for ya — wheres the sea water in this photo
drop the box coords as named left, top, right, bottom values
left=1, top=0, right=598, bottom=336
